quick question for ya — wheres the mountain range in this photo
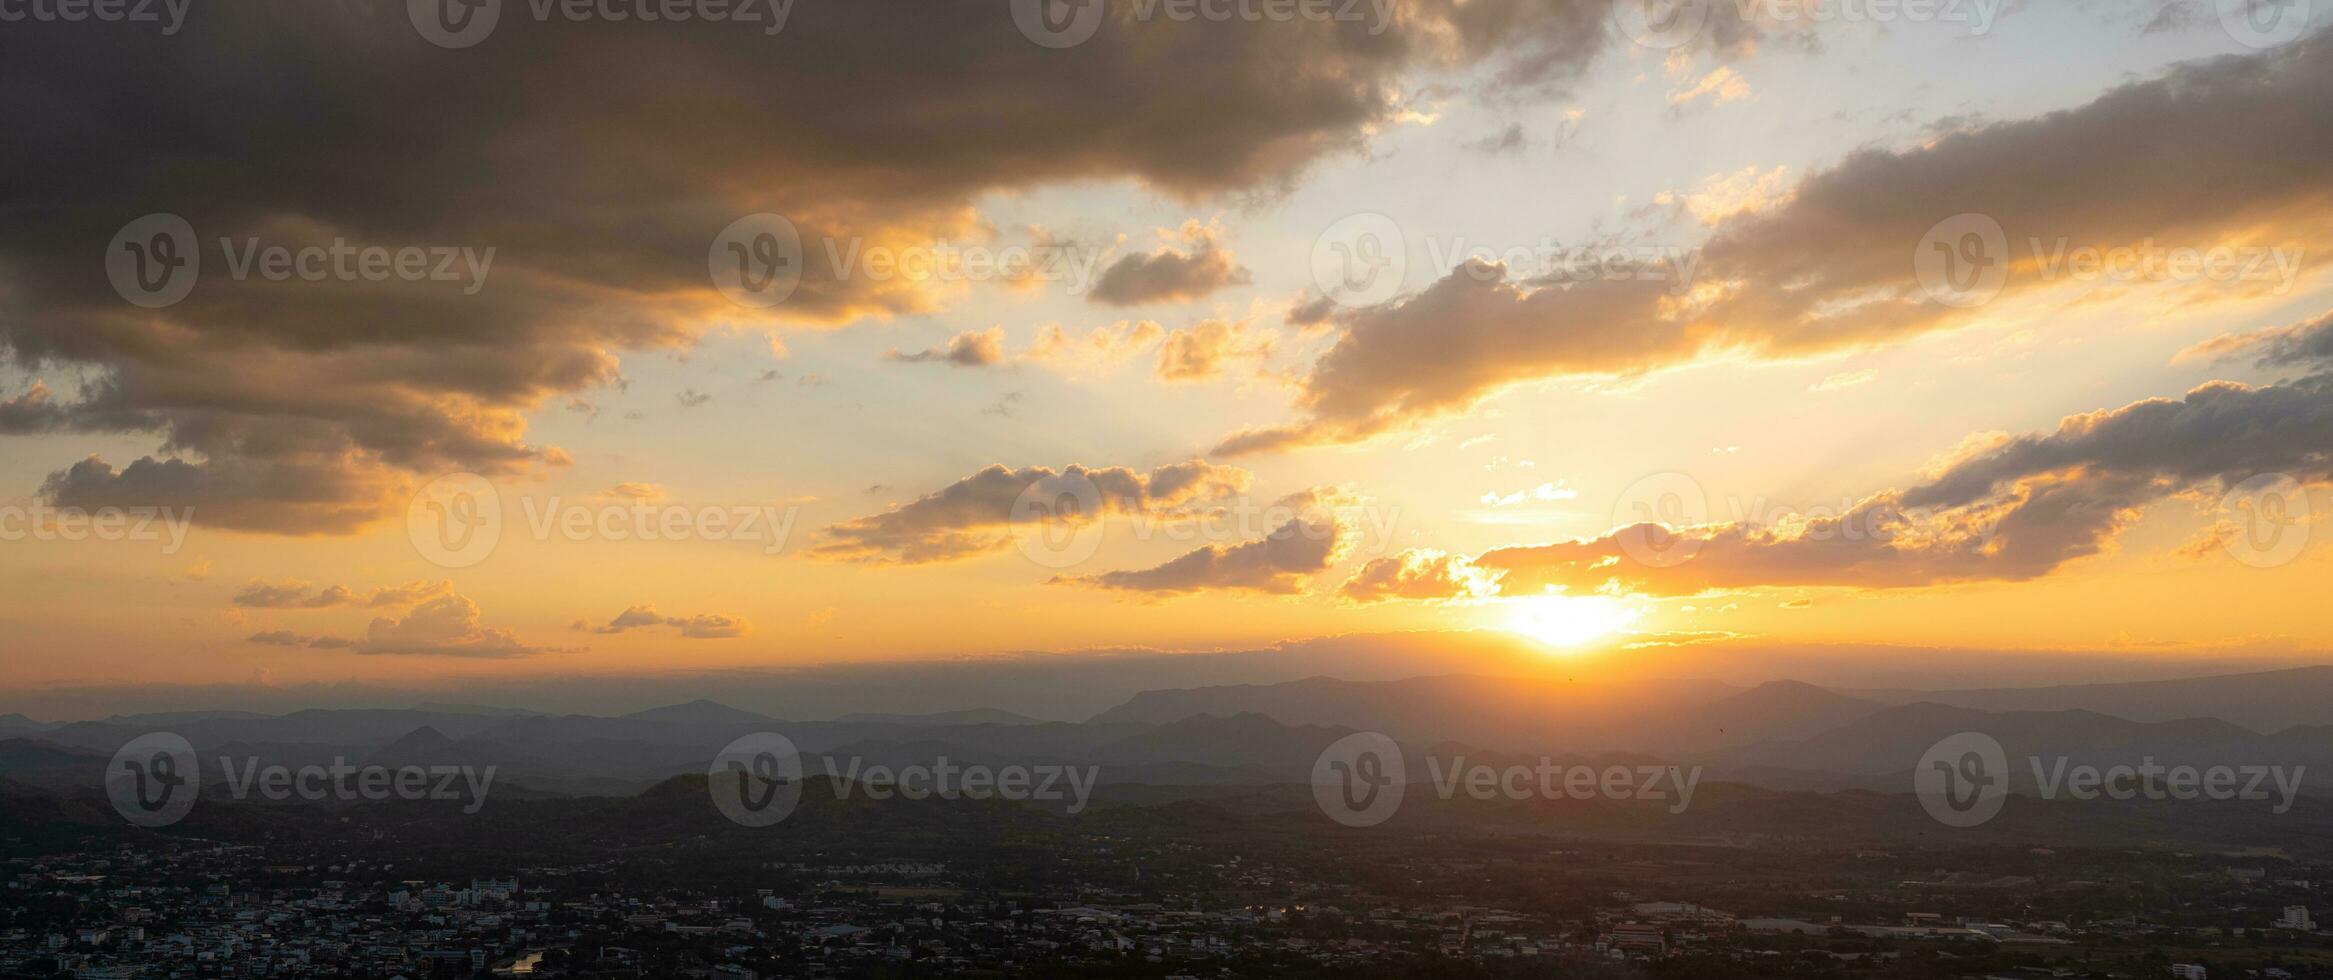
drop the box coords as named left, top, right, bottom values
left=9, top=664, right=2333, bottom=802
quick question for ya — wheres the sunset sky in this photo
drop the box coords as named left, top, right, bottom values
left=2, top=0, right=2329, bottom=712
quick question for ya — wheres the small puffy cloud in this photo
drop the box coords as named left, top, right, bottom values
left=232, top=579, right=451, bottom=609
left=0, top=380, right=66, bottom=434
left=1669, top=165, right=1793, bottom=225
left=817, top=461, right=1251, bottom=564
left=1285, top=295, right=1339, bottom=332
left=353, top=594, right=542, bottom=658
left=1088, top=224, right=1252, bottom=307
left=245, top=630, right=353, bottom=650
left=596, top=482, right=668, bottom=503
left=1669, top=66, right=1752, bottom=109
left=246, top=630, right=310, bottom=646
left=889, top=327, right=1006, bottom=367
left=41, top=455, right=396, bottom=536
left=1339, top=549, right=1498, bottom=602
left=592, top=604, right=750, bottom=639
left=1480, top=481, right=1578, bottom=506
left=1024, top=320, right=1165, bottom=372
left=669, top=614, right=749, bottom=639
left=1157, top=320, right=1277, bottom=382
left=1063, top=488, right=1352, bottom=595
left=362, top=580, right=456, bottom=607
left=1466, top=123, right=1528, bottom=155
left=234, top=582, right=342, bottom=609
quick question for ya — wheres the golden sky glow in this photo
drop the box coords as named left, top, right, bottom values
left=3, top=4, right=2331, bottom=712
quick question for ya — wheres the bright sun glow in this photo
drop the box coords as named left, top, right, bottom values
left=1502, top=595, right=1642, bottom=648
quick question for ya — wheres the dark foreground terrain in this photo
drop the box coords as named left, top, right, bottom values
left=6, top=770, right=2333, bottom=978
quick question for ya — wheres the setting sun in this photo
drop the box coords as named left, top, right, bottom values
left=1501, top=594, right=1642, bottom=648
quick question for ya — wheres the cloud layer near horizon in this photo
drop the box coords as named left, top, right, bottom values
left=1346, top=329, right=2333, bottom=599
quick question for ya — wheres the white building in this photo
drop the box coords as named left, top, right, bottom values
left=2277, top=906, right=2314, bottom=931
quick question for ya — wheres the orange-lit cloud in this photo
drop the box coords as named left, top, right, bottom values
left=1218, top=35, right=2333, bottom=455
left=1064, top=488, right=1353, bottom=596
left=817, top=461, right=1252, bottom=565
left=1373, top=363, right=2333, bottom=598
left=3, top=0, right=1635, bottom=533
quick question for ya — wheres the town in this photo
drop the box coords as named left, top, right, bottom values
left=8, top=809, right=2333, bottom=978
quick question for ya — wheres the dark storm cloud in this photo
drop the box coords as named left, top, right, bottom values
left=0, top=0, right=1625, bottom=531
